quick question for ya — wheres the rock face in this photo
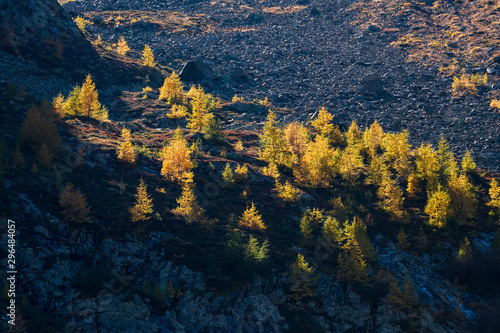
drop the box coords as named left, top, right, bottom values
left=179, top=60, right=216, bottom=83
left=0, top=0, right=79, bottom=48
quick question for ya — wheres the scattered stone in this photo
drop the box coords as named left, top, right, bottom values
left=224, top=102, right=268, bottom=114
left=366, top=24, right=381, bottom=33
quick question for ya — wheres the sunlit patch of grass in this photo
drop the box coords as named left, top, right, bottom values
left=452, top=72, right=488, bottom=97
left=262, top=5, right=308, bottom=14
left=353, top=0, right=500, bottom=102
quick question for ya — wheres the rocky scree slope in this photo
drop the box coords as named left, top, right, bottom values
left=64, top=0, right=500, bottom=171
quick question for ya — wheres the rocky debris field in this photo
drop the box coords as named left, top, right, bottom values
left=63, top=0, right=500, bottom=171
left=4, top=184, right=492, bottom=333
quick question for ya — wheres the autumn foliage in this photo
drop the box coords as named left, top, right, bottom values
left=238, top=202, right=266, bottom=231
left=130, top=179, right=154, bottom=222
left=59, top=183, right=92, bottom=223
left=161, top=130, right=194, bottom=182
left=117, top=128, right=136, bottom=165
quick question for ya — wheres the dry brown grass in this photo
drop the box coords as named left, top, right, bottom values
left=353, top=0, right=500, bottom=70
left=262, top=6, right=308, bottom=14
left=82, top=10, right=205, bottom=33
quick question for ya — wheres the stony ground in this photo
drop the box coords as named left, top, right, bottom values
left=62, top=0, right=500, bottom=171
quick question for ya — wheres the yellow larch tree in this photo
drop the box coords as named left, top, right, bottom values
left=311, top=106, right=333, bottom=137
left=259, top=110, right=290, bottom=166
left=59, top=183, right=92, bottom=223
left=447, top=173, right=476, bottom=225
left=382, top=130, right=411, bottom=179
left=461, top=150, right=476, bottom=174
left=416, top=143, right=440, bottom=193
left=346, top=120, right=363, bottom=149
left=161, top=129, right=193, bottom=182
left=142, top=44, right=156, bottom=67
left=363, top=120, right=384, bottom=157
left=130, top=178, right=154, bottom=222
left=117, top=127, right=136, bottom=165
left=173, top=183, right=206, bottom=224
left=159, top=71, right=185, bottom=105
left=338, top=231, right=368, bottom=283
left=116, top=36, right=130, bottom=56
left=365, top=154, right=389, bottom=187
left=406, top=171, right=421, bottom=199
left=487, top=179, right=500, bottom=214
left=37, top=143, right=54, bottom=169
left=284, top=121, right=309, bottom=158
left=425, top=185, right=451, bottom=229
left=238, top=202, right=266, bottom=231
left=340, top=146, right=364, bottom=185
left=296, top=135, right=339, bottom=188
left=289, top=254, right=316, bottom=301
left=79, top=74, right=108, bottom=120
left=187, top=86, right=216, bottom=132
left=377, top=177, right=409, bottom=223
left=12, top=145, right=25, bottom=169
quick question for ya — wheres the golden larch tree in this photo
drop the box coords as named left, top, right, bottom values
left=116, top=36, right=130, bottom=55
left=142, top=44, right=156, bottom=67
left=187, top=86, right=216, bottom=132
left=284, top=121, right=309, bottom=158
left=382, top=130, right=411, bottom=178
left=338, top=235, right=368, bottom=283
left=311, top=106, right=333, bottom=138
left=297, top=135, right=339, bottom=188
left=37, top=143, right=54, bottom=169
left=238, top=202, right=266, bottom=231
left=363, top=120, right=384, bottom=157
left=447, top=173, right=476, bottom=225
left=487, top=179, right=500, bottom=212
left=52, top=93, right=65, bottom=120
left=173, top=183, right=206, bottom=224
left=159, top=71, right=185, bottom=104
left=117, top=127, right=136, bottom=165
left=259, top=110, right=290, bottom=166
left=461, top=150, right=476, bottom=173
left=300, top=212, right=313, bottom=240
left=416, top=143, right=440, bottom=193
left=340, top=146, right=364, bottom=185
left=275, top=180, right=301, bottom=203
left=130, top=178, right=154, bottom=222
left=377, top=177, right=409, bottom=223
left=13, top=145, right=25, bottom=169
left=425, top=185, right=451, bottom=229
left=59, top=183, right=92, bottom=223
left=222, top=162, right=235, bottom=187
left=79, top=74, right=108, bottom=120
left=289, top=254, right=316, bottom=301
left=346, top=120, right=363, bottom=148
left=365, top=154, right=388, bottom=187
left=161, top=130, right=194, bottom=182
left=406, top=172, right=421, bottom=199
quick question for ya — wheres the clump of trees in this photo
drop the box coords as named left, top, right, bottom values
left=53, top=74, right=108, bottom=120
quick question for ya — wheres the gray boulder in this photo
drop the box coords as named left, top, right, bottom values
left=179, top=60, right=215, bottom=83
